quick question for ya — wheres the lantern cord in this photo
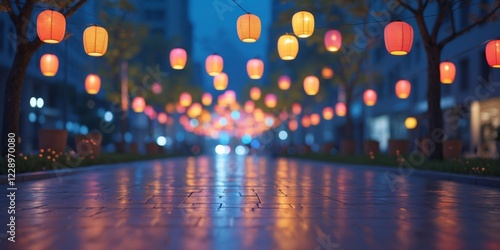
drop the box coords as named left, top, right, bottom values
left=232, top=0, right=250, bottom=14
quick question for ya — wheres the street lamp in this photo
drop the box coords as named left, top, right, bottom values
left=30, top=97, right=44, bottom=150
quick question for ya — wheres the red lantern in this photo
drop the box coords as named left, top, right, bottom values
left=85, top=74, right=101, bottom=95
left=310, top=113, right=321, bottom=126
left=486, top=40, right=500, bottom=68
left=37, top=10, right=66, bottom=44
left=363, top=89, right=377, bottom=106
left=322, top=67, right=334, bottom=79
left=40, top=54, right=59, bottom=77
left=395, top=80, right=411, bottom=99
left=170, top=48, right=187, bottom=70
left=440, top=62, right=456, bottom=84
left=301, top=115, right=311, bottom=128
left=289, top=120, right=298, bottom=131
left=384, top=21, right=414, bottom=55
left=335, top=103, right=346, bottom=117
left=324, top=30, right=342, bottom=52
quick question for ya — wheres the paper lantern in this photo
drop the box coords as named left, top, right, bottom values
left=214, top=72, right=228, bottom=90
left=247, top=59, right=264, bottom=79
left=303, top=76, right=320, bottom=96
left=224, top=90, right=236, bottom=104
left=323, top=107, right=334, bottom=120
left=277, top=34, right=299, bottom=60
left=486, top=40, right=500, bottom=68
left=278, top=75, right=291, bottom=90
left=176, top=103, right=186, bottom=114
left=85, top=74, right=101, bottom=95
left=289, top=120, right=298, bottom=131
left=37, top=10, right=66, bottom=44
left=152, top=83, right=162, bottom=94
left=170, top=48, right=187, bottom=70
left=40, top=54, right=59, bottom=77
left=292, top=11, right=314, bottom=38
left=292, top=103, right=302, bottom=115
left=384, top=21, right=414, bottom=55
left=405, top=117, right=417, bottom=129
left=244, top=100, right=255, bottom=113
left=144, top=105, right=156, bottom=119
left=187, top=103, right=202, bottom=118
left=158, top=113, right=168, bottom=124
left=322, top=67, right=334, bottom=79
left=250, top=87, right=261, bottom=101
left=310, top=113, right=321, bottom=126
left=265, top=94, right=277, bottom=108
left=179, top=92, right=192, bottom=107
left=440, top=62, right=456, bottom=84
left=83, top=25, right=108, bottom=56
left=395, top=80, right=411, bottom=99
left=301, top=115, right=311, bottom=128
left=202, top=93, right=213, bottom=106
left=206, top=54, right=223, bottom=76
left=237, top=14, right=261, bottom=42
left=324, top=30, right=342, bottom=52
left=132, top=97, right=146, bottom=113
left=335, top=103, right=346, bottom=117
left=363, top=89, right=377, bottom=106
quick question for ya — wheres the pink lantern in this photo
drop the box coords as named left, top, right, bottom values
left=292, top=103, right=302, bottom=115
left=158, top=112, right=168, bottom=124
left=363, top=89, right=377, bottom=106
left=278, top=75, right=291, bottom=90
left=152, top=82, right=162, bottom=94
left=335, top=103, right=346, bottom=117
left=132, top=97, right=146, bottom=113
left=264, top=93, right=277, bottom=108
left=324, top=30, right=342, bottom=52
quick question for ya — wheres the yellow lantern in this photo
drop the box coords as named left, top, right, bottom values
left=440, top=62, right=456, bottom=84
left=237, top=14, right=261, bottom=42
left=247, top=58, right=264, bottom=79
left=322, top=67, right=334, bottom=79
left=324, top=30, right=342, bottom=52
left=179, top=92, right=192, bottom=107
left=214, top=72, right=229, bottom=90
left=277, top=34, right=299, bottom=60
left=310, top=113, right=321, bottom=126
left=335, top=103, right=346, bottom=117
left=83, top=25, right=108, bottom=56
left=202, top=93, right=213, bottom=106
left=132, top=97, right=146, bottom=113
left=278, top=75, right=291, bottom=90
left=405, top=117, right=417, bottom=129
left=37, top=10, right=66, bottom=44
left=206, top=54, right=223, bottom=76
left=292, top=11, right=314, bottom=38
left=40, top=54, right=59, bottom=77
left=85, top=74, right=101, bottom=95
left=303, top=76, right=320, bottom=96
left=363, top=89, right=377, bottom=106
left=264, top=94, right=277, bottom=108
left=170, top=48, right=187, bottom=70
left=250, top=87, right=261, bottom=101
left=322, top=107, right=334, bottom=120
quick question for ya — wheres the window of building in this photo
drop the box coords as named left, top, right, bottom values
left=144, top=10, right=165, bottom=21
left=480, top=51, right=491, bottom=83
left=460, top=1, right=470, bottom=28
left=459, top=58, right=470, bottom=90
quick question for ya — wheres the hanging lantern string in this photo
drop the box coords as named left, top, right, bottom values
left=232, top=0, right=250, bottom=14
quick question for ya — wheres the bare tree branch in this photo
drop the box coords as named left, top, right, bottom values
left=62, top=0, right=88, bottom=18
left=449, top=1, right=457, bottom=35
left=430, top=0, right=447, bottom=43
left=397, top=0, right=417, bottom=14
left=2, top=0, right=17, bottom=24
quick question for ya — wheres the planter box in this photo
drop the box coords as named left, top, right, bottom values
left=39, top=129, right=67, bottom=154
left=75, top=133, right=102, bottom=157
left=388, top=139, right=409, bottom=156
left=321, top=143, right=335, bottom=154
left=114, top=142, right=126, bottom=153
left=340, top=140, right=356, bottom=155
left=129, top=143, right=138, bottom=154
left=146, top=142, right=160, bottom=154
left=443, top=140, right=462, bottom=160
left=363, top=140, right=380, bottom=155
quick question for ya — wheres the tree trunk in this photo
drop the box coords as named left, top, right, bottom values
left=1, top=45, right=38, bottom=157
left=425, top=45, right=444, bottom=160
left=345, top=87, right=353, bottom=141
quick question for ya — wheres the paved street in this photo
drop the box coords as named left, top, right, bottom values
left=2, top=156, right=500, bottom=249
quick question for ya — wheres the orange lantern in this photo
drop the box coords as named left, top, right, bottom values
left=292, top=103, right=302, bottom=115
left=132, top=97, right=146, bottom=113
left=214, top=72, right=229, bottom=90
left=83, top=25, right=108, bottom=56
left=250, top=87, right=261, bottom=101
left=224, top=90, right=236, bottom=104
left=202, top=93, right=213, bottom=106
left=310, top=113, right=321, bottom=126
left=40, top=54, right=59, bottom=77
left=335, top=103, right=346, bottom=117
left=158, top=113, right=168, bottom=124
left=486, top=40, right=500, bottom=68
left=85, top=74, right=101, bottom=95
left=292, top=11, right=315, bottom=38
left=165, top=103, right=175, bottom=114
left=179, top=92, right=192, bottom=107
left=37, top=10, right=66, bottom=44
left=384, top=21, right=414, bottom=55
left=322, top=107, right=334, bottom=120
left=322, top=67, right=334, bottom=79
left=244, top=100, right=255, bottom=113
left=440, top=62, right=456, bottom=84
left=303, top=76, right=320, bottom=96
left=395, top=80, right=411, bottom=99
left=247, top=59, right=264, bottom=79
left=363, top=89, right=377, bottom=106
left=277, top=34, right=299, bottom=60
left=265, top=94, right=277, bottom=109
left=205, top=54, right=223, bottom=76
left=324, top=30, right=342, bottom=52
left=301, top=115, right=311, bottom=128
left=170, top=48, right=187, bottom=70
left=237, top=14, right=261, bottom=42
left=289, top=120, right=298, bottom=131
left=278, top=75, right=291, bottom=90
left=187, top=103, right=202, bottom=118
